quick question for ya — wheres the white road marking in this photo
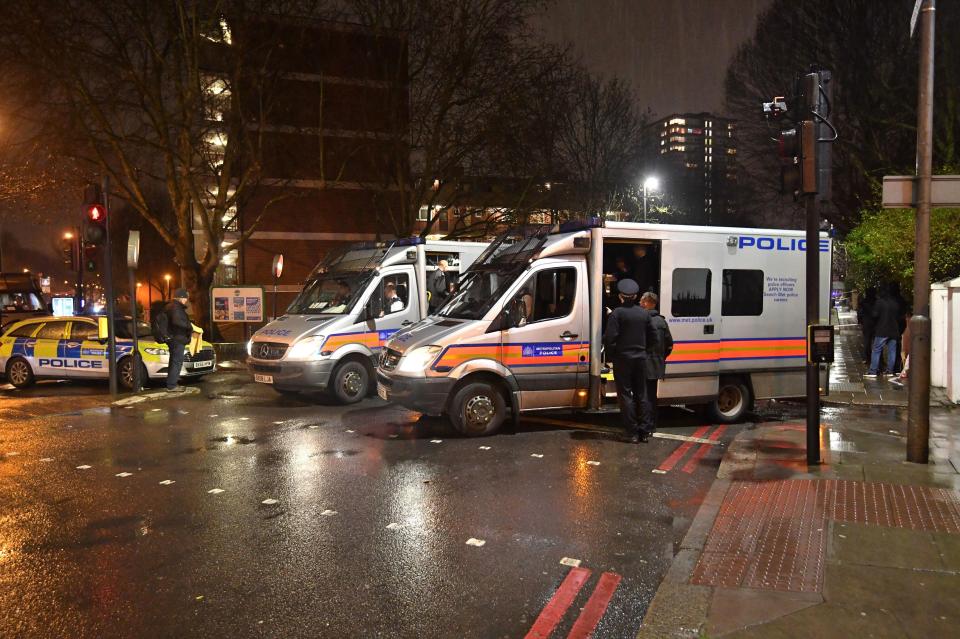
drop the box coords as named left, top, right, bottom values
left=586, top=460, right=601, bottom=466
left=478, top=446, right=491, bottom=450
left=273, top=421, right=285, bottom=425
left=320, top=509, right=338, bottom=516
left=209, top=414, right=219, bottom=417
left=240, top=417, right=250, bottom=421
left=308, top=425, right=319, bottom=429
left=385, top=522, right=403, bottom=530
left=652, top=432, right=720, bottom=446
left=465, top=538, right=486, bottom=547
left=560, top=557, right=582, bottom=567
left=151, top=408, right=161, bottom=412
left=6, top=452, right=19, bottom=456
left=652, top=469, right=667, bottom=474
left=207, top=488, right=225, bottom=494
left=76, top=465, right=92, bottom=470
left=530, top=453, right=544, bottom=458
left=39, top=458, right=54, bottom=463
left=388, top=434, right=399, bottom=439
left=159, top=480, right=176, bottom=485
left=261, top=498, right=279, bottom=505
left=115, top=472, right=133, bottom=478
left=430, top=439, right=443, bottom=444
left=345, top=429, right=355, bottom=433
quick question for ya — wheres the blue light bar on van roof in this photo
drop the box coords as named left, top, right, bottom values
left=556, top=217, right=602, bottom=234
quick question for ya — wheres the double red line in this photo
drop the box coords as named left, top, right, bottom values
left=525, top=567, right=622, bottom=639
left=656, top=425, right=727, bottom=474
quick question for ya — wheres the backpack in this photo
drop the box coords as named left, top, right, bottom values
left=150, top=301, right=171, bottom=343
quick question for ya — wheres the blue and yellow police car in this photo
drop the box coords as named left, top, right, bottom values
left=0, top=315, right=216, bottom=390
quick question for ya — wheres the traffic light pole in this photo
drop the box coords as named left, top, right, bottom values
left=908, top=0, right=935, bottom=463
left=805, top=190, right=820, bottom=465
left=102, top=176, right=119, bottom=396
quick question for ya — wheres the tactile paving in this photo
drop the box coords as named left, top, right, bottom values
left=690, top=479, right=960, bottom=593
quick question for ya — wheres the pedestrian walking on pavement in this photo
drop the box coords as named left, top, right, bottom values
left=865, top=285, right=901, bottom=378
left=163, top=289, right=194, bottom=392
left=640, top=292, right=673, bottom=434
left=604, top=279, right=656, bottom=443
left=858, top=287, right=876, bottom=364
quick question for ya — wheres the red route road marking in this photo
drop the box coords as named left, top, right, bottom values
left=681, top=425, right=727, bottom=474
left=655, top=426, right=712, bottom=473
left=525, top=567, right=592, bottom=639
left=566, top=571, right=622, bottom=639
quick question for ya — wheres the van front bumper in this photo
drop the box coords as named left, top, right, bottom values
left=377, top=371, right=454, bottom=416
left=249, top=358, right=336, bottom=391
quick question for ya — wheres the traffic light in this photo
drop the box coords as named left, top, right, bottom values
left=84, top=244, right=98, bottom=272
left=82, top=183, right=107, bottom=246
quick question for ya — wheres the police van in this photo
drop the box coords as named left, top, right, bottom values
left=376, top=220, right=831, bottom=436
left=0, top=315, right=216, bottom=390
left=247, top=237, right=487, bottom=403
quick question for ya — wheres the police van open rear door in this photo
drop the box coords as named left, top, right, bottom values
left=659, top=237, right=722, bottom=404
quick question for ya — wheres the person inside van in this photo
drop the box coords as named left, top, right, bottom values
left=330, top=280, right=351, bottom=311
left=382, top=283, right=404, bottom=315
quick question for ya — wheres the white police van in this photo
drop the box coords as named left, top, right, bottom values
left=0, top=315, right=216, bottom=390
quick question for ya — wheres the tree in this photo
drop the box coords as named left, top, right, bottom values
left=724, top=0, right=960, bottom=231
left=0, top=0, right=324, bottom=326
left=845, top=206, right=960, bottom=300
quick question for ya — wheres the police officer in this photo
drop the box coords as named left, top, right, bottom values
left=604, top=278, right=655, bottom=443
left=640, top=291, right=673, bottom=434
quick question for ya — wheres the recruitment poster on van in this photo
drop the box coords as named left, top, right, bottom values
left=211, top=287, right=264, bottom=323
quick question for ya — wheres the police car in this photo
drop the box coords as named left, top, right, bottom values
left=0, top=315, right=216, bottom=390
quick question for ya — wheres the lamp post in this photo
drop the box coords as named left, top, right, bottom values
left=642, top=176, right=659, bottom=223
left=163, top=273, right=172, bottom=300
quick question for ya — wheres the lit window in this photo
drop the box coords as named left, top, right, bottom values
left=668, top=118, right=686, bottom=125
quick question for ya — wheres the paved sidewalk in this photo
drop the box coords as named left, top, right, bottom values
left=827, top=310, right=951, bottom=408
left=637, top=405, right=960, bottom=638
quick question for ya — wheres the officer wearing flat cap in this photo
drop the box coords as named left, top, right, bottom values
left=604, top=278, right=656, bottom=442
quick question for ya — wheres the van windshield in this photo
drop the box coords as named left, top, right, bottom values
left=0, top=292, right=45, bottom=312
left=435, top=228, right=548, bottom=320
left=286, top=272, right=370, bottom=315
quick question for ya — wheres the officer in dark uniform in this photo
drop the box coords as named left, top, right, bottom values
left=604, top=278, right=655, bottom=443
left=640, top=291, right=673, bottom=433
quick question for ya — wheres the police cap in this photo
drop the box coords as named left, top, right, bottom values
left=617, top=278, right=639, bottom=296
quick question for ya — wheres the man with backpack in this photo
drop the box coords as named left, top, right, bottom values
left=152, top=289, right=194, bottom=392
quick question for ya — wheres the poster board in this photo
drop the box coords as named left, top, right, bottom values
left=211, top=286, right=264, bottom=323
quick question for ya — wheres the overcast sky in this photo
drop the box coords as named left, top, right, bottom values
left=535, top=0, right=772, bottom=118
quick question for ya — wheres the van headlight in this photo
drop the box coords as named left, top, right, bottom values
left=398, top=345, right=442, bottom=374
left=286, top=335, right=326, bottom=360
left=246, top=339, right=253, bottom=356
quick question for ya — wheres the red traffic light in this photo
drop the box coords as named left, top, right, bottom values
left=87, top=203, right=106, bottom=222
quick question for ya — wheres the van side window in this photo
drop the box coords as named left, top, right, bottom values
left=671, top=268, right=712, bottom=317
left=370, top=273, right=410, bottom=317
left=517, top=267, right=576, bottom=324
left=722, top=269, right=764, bottom=316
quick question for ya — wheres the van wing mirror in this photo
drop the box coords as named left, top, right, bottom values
left=97, top=316, right=109, bottom=340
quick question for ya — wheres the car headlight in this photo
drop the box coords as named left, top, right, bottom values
left=286, top=335, right=326, bottom=360
left=143, top=347, right=168, bottom=357
left=397, top=345, right=442, bottom=374
left=246, top=339, right=253, bottom=356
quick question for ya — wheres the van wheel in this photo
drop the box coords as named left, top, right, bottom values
left=331, top=360, right=368, bottom=404
left=119, top=357, right=149, bottom=391
left=6, top=357, right=35, bottom=388
left=449, top=381, right=506, bottom=437
left=706, top=379, right=751, bottom=423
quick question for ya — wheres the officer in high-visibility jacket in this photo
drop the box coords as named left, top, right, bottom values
left=603, top=279, right=656, bottom=443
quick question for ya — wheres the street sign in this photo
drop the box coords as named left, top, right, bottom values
left=882, top=175, right=960, bottom=208
left=127, top=231, right=140, bottom=269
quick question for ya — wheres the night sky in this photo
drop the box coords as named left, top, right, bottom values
left=536, top=0, right=772, bottom=117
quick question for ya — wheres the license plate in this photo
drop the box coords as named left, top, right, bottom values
left=255, top=374, right=273, bottom=384
left=377, top=383, right=389, bottom=401
left=192, top=360, right=213, bottom=369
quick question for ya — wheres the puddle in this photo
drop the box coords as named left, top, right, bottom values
left=208, top=435, right=257, bottom=445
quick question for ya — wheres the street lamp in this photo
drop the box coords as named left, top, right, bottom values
left=63, top=231, right=74, bottom=240
left=163, top=274, right=172, bottom=299
left=642, top=176, right=659, bottom=223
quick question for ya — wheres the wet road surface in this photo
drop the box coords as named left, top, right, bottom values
left=0, top=371, right=741, bottom=638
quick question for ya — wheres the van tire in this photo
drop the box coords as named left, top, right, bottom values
left=331, top=360, right=368, bottom=404
left=706, top=378, right=751, bottom=423
left=449, top=381, right=507, bottom=437
left=6, top=357, right=35, bottom=388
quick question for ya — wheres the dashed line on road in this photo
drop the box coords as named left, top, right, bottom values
left=385, top=522, right=403, bottom=530
left=115, top=472, right=133, bottom=478
left=320, top=509, right=338, bottom=516
left=261, top=498, right=279, bottom=505
left=559, top=557, right=581, bottom=567
left=207, top=488, right=225, bottom=494
left=76, top=465, right=92, bottom=470
left=478, top=446, right=491, bottom=450
left=39, top=458, right=53, bottom=463
left=465, top=538, right=486, bottom=547
left=159, top=480, right=176, bottom=485
left=530, top=453, right=544, bottom=459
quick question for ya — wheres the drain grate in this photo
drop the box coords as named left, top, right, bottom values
left=829, top=382, right=865, bottom=393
